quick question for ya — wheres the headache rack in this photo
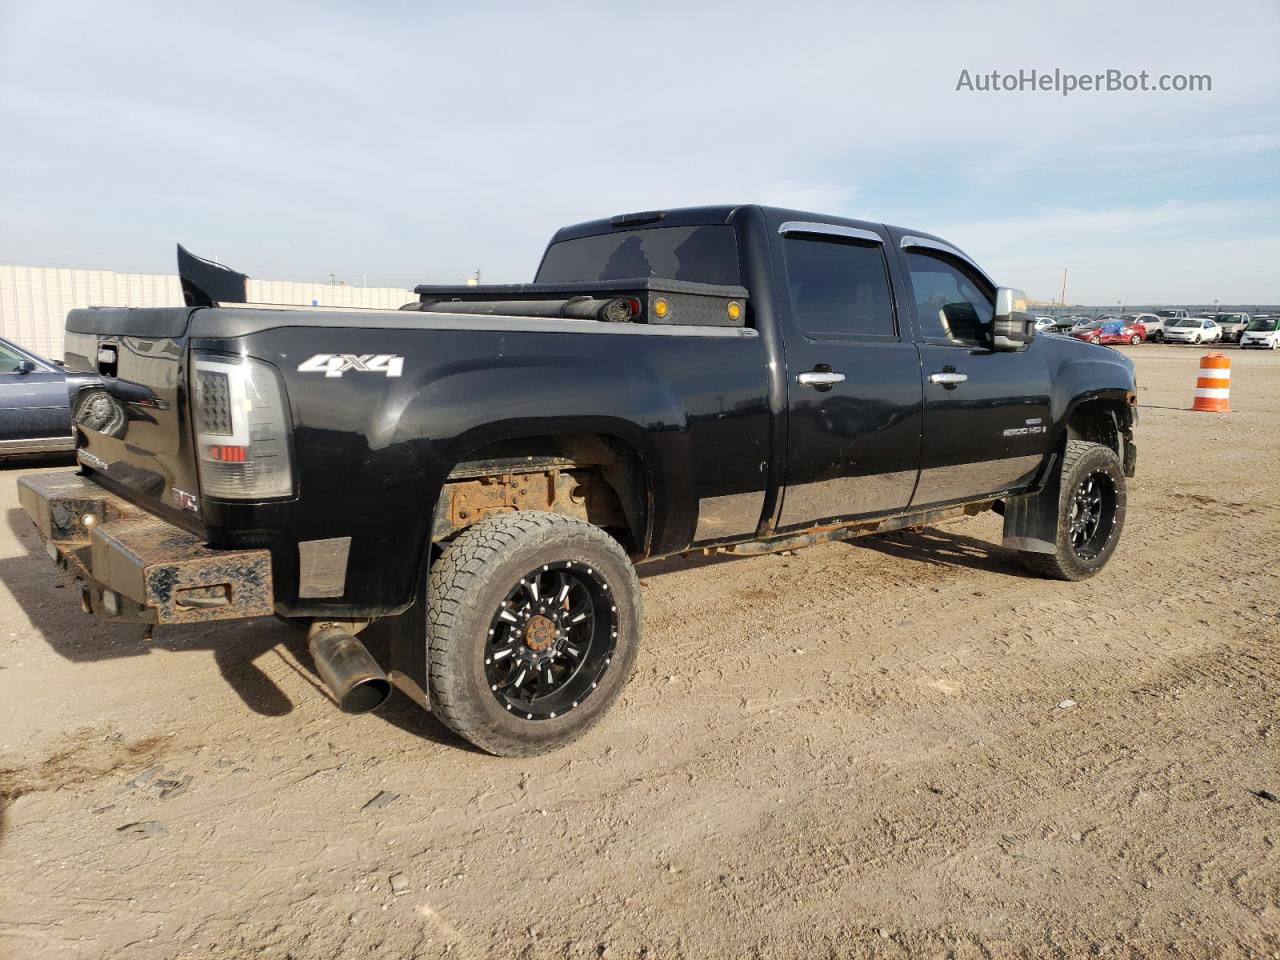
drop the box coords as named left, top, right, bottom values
left=407, top=277, right=748, bottom=327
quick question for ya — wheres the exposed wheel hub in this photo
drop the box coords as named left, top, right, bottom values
left=523, top=614, right=557, bottom=652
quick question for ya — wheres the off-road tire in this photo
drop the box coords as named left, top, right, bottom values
left=427, top=511, right=642, bottom=756
left=1019, top=440, right=1126, bottom=581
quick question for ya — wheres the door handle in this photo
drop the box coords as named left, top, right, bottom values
left=928, top=371, right=968, bottom=385
left=797, top=370, right=846, bottom=387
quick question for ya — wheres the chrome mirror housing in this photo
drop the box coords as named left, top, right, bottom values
left=991, top=287, right=1035, bottom=351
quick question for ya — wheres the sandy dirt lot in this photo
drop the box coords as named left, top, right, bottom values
left=1, top=344, right=1277, bottom=959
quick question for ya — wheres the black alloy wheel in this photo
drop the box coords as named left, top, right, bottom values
left=1068, top=471, right=1117, bottom=561
left=426, top=511, right=643, bottom=756
left=1017, top=440, right=1127, bottom=582
left=483, top=560, right=617, bottom=721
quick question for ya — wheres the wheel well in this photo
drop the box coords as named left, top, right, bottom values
left=1065, top=399, right=1136, bottom=475
left=433, top=434, right=650, bottom=554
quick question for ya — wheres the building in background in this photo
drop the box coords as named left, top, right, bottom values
left=0, top=264, right=414, bottom=359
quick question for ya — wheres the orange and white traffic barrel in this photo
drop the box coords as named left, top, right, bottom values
left=1192, top=353, right=1231, bottom=413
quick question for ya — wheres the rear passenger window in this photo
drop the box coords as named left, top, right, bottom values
left=904, top=251, right=994, bottom=345
left=783, top=236, right=896, bottom=339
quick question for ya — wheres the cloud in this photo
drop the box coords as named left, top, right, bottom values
left=938, top=198, right=1280, bottom=302
left=0, top=0, right=1276, bottom=300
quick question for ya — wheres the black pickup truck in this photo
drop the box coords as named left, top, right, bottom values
left=19, top=205, right=1137, bottom=756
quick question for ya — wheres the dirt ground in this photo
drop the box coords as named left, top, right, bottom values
left=1, top=343, right=1277, bottom=960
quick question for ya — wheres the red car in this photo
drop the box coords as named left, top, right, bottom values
left=1070, top=319, right=1147, bottom=345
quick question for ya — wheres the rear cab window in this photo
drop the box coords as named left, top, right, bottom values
left=535, top=225, right=741, bottom=286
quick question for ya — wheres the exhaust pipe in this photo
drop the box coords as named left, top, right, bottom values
left=308, top=624, right=392, bottom=714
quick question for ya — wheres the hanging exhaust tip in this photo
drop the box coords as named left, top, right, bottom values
left=308, top=624, right=392, bottom=714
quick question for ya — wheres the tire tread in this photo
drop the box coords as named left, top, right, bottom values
left=426, top=511, right=639, bottom=757
left=1018, top=439, right=1125, bottom=582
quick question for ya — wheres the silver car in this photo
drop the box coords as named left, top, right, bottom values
left=1212, top=312, right=1250, bottom=343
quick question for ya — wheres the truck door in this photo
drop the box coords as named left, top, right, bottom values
left=774, top=221, right=923, bottom=530
left=893, top=235, right=1053, bottom=507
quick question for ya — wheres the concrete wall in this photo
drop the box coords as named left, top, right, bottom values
left=0, top=264, right=414, bottom=360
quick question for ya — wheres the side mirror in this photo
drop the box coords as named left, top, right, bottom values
left=991, top=287, right=1035, bottom=351
left=17, top=359, right=37, bottom=374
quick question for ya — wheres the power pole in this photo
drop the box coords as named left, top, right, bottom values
left=1060, top=268, right=1068, bottom=307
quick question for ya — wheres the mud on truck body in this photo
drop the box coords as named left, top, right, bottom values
left=20, top=205, right=1138, bottom=755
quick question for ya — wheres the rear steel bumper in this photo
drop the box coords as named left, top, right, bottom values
left=18, top=472, right=273, bottom=625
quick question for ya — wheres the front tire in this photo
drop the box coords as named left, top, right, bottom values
left=1129, top=334, right=1141, bottom=345
left=426, top=511, right=642, bottom=756
left=1018, top=440, right=1126, bottom=581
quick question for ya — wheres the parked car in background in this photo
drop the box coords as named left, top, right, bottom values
left=1033, top=316, right=1058, bottom=333
left=1163, top=317, right=1222, bottom=344
left=1212, top=312, right=1251, bottom=343
left=0, top=337, right=74, bottom=458
left=1064, top=323, right=1105, bottom=345
left=1052, top=315, right=1092, bottom=334
left=1070, top=319, right=1148, bottom=346
left=1154, top=308, right=1189, bottom=326
left=1239, top=315, right=1280, bottom=350
left=1122, top=313, right=1165, bottom=341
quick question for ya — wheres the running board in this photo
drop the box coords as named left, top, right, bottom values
left=712, top=500, right=996, bottom=557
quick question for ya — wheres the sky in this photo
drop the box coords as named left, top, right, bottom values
left=1, top=0, right=1277, bottom=304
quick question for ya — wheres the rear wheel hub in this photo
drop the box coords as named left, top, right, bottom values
left=523, top=614, right=556, bottom=652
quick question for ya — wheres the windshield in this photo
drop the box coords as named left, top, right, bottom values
left=1170, top=318, right=1198, bottom=327
left=1155, top=310, right=1180, bottom=318
left=1247, top=317, right=1278, bottom=331
left=536, top=225, right=741, bottom=285
left=1214, top=314, right=1243, bottom=323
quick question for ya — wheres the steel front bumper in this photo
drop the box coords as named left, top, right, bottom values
left=18, top=472, right=273, bottom=625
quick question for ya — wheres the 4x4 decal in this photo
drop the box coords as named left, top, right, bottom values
left=298, top=354, right=404, bottom=378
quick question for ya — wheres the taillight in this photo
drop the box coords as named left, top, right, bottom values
left=191, top=354, right=294, bottom=499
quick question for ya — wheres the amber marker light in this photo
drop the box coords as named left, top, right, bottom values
left=653, top=297, right=669, bottom=318
left=727, top=300, right=742, bottom=321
